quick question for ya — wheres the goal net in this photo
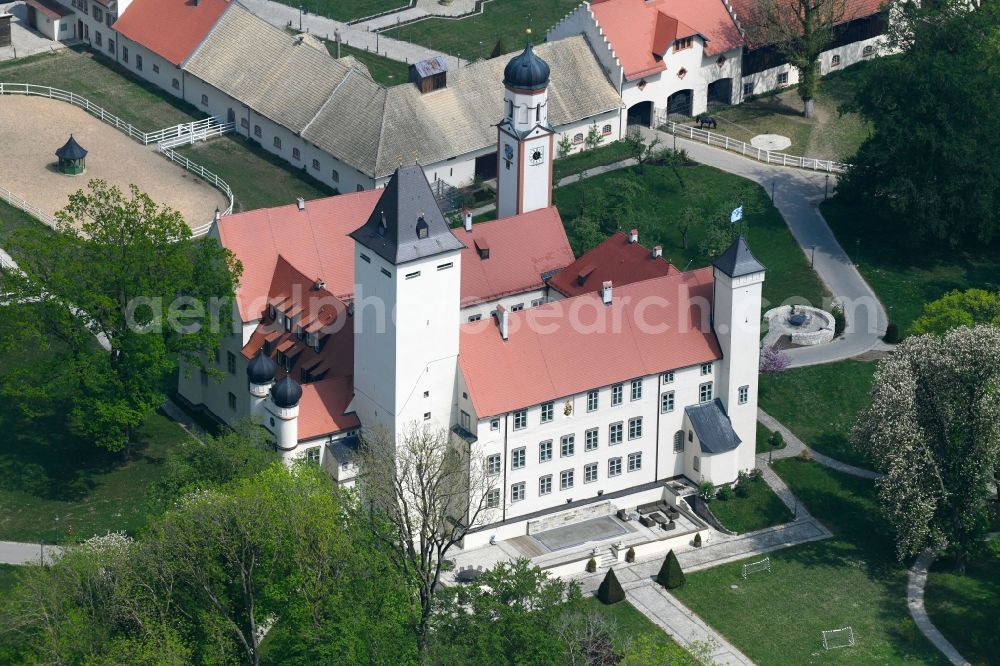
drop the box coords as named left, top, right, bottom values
left=741, top=557, right=771, bottom=579
left=822, top=627, right=855, bottom=650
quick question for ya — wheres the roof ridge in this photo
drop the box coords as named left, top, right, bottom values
left=181, top=0, right=236, bottom=69
left=302, top=67, right=356, bottom=137
left=372, top=87, right=390, bottom=180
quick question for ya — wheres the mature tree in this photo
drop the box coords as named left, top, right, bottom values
left=596, top=567, right=625, bottom=605
left=852, top=325, right=1000, bottom=570
left=657, top=550, right=685, bottom=589
left=623, top=130, right=662, bottom=174
left=356, top=425, right=499, bottom=652
left=742, top=0, right=846, bottom=117
left=911, top=289, right=1000, bottom=336
left=567, top=213, right=608, bottom=256
left=840, top=1, right=1000, bottom=243
left=0, top=181, right=241, bottom=454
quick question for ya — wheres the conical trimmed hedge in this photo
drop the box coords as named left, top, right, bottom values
left=656, top=549, right=685, bottom=589
left=597, top=567, right=625, bottom=605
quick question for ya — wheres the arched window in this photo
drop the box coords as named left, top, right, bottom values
left=602, top=124, right=612, bottom=136
left=331, top=169, right=340, bottom=183
left=292, top=147, right=300, bottom=161
left=673, top=430, right=684, bottom=453
left=416, top=215, right=429, bottom=240
left=831, top=54, right=841, bottom=67
left=572, top=133, right=584, bottom=144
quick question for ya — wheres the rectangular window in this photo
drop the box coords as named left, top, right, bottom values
left=674, top=36, right=693, bottom=51
left=461, top=410, right=471, bottom=431
left=831, top=54, right=841, bottom=67
left=693, top=456, right=700, bottom=472
left=153, top=63, right=159, bottom=74
left=700, top=382, right=713, bottom=403
left=608, top=457, right=622, bottom=477
left=437, top=262, right=453, bottom=270
left=739, top=385, right=749, bottom=405
left=539, top=440, right=553, bottom=462
left=93, top=6, right=102, bottom=20
left=531, top=298, right=543, bottom=307
left=777, top=71, right=789, bottom=85
left=631, top=378, right=643, bottom=401
left=360, top=253, right=371, bottom=263
left=487, top=454, right=501, bottom=475
left=468, top=314, right=482, bottom=322
left=661, top=391, right=675, bottom=413
left=584, top=463, right=598, bottom=483
left=701, top=363, right=713, bottom=376
left=486, top=489, right=500, bottom=508
left=611, top=383, right=623, bottom=406
left=254, top=125, right=262, bottom=138
left=380, top=268, right=392, bottom=278
left=628, top=452, right=642, bottom=472
left=122, top=46, right=129, bottom=63
left=405, top=271, right=421, bottom=279
left=292, top=147, right=301, bottom=161
left=513, top=410, right=527, bottom=430
left=585, top=428, right=598, bottom=451
left=628, top=417, right=643, bottom=440
left=743, top=82, right=754, bottom=96
left=541, top=401, right=554, bottom=423
left=227, top=392, right=236, bottom=411
left=609, top=422, right=623, bottom=445
left=273, top=136, right=281, bottom=149
left=108, top=39, right=114, bottom=53
left=539, top=474, right=552, bottom=495
left=511, top=447, right=526, bottom=470
left=227, top=351, right=236, bottom=375
left=306, top=447, right=320, bottom=464
left=511, top=482, right=525, bottom=502
left=661, top=371, right=674, bottom=384
left=510, top=303, right=524, bottom=312
left=135, top=54, right=143, bottom=71
left=560, top=469, right=574, bottom=490
left=560, top=435, right=575, bottom=458
left=95, top=31, right=101, bottom=46
left=490, top=418, right=500, bottom=431
left=423, top=412, right=431, bottom=421
left=587, top=390, right=598, bottom=412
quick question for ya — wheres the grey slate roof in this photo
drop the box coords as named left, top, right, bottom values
left=412, top=56, right=448, bottom=78
left=55, top=135, right=87, bottom=160
left=349, top=165, right=465, bottom=266
left=685, top=400, right=742, bottom=455
left=181, top=7, right=621, bottom=180
left=712, top=235, right=766, bottom=278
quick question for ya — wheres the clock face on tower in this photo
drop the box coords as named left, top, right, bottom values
left=530, top=146, right=545, bottom=166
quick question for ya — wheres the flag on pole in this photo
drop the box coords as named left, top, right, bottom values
left=730, top=205, right=743, bottom=224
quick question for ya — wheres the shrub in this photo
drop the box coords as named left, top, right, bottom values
left=768, top=430, right=785, bottom=450
left=797, top=448, right=812, bottom=461
left=597, top=567, right=626, bottom=604
left=586, top=557, right=597, bottom=573
left=734, top=481, right=750, bottom=499
left=656, top=550, right=685, bottom=589
left=748, top=468, right=763, bottom=481
left=698, top=481, right=715, bottom=501
left=625, top=547, right=636, bottom=563
left=884, top=322, right=900, bottom=343
left=693, top=533, right=703, bottom=548
left=716, top=484, right=735, bottom=501
left=832, top=305, right=846, bottom=337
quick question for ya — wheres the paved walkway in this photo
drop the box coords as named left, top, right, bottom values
left=0, top=540, right=61, bottom=565
left=237, top=0, right=464, bottom=66
left=757, top=408, right=882, bottom=480
left=355, top=0, right=479, bottom=32
left=0, top=2, right=69, bottom=62
left=907, top=550, right=971, bottom=666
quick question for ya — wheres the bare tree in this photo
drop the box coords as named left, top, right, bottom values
left=356, top=424, right=499, bottom=651
left=742, top=0, right=846, bottom=117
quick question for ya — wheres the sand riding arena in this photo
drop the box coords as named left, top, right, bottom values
left=0, top=95, right=228, bottom=232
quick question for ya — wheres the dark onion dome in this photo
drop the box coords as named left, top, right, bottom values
left=271, top=374, right=303, bottom=409
left=503, top=43, right=550, bottom=91
left=55, top=134, right=88, bottom=160
left=246, top=350, right=277, bottom=384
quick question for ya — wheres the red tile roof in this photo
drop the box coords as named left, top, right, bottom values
left=459, top=267, right=722, bottom=417
left=730, top=0, right=886, bottom=47
left=458, top=207, right=574, bottom=307
left=297, top=375, right=360, bottom=440
left=590, top=0, right=743, bottom=79
left=113, top=0, right=231, bottom=66
left=549, top=231, right=678, bottom=298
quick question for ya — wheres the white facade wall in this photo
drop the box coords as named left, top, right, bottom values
left=548, top=3, right=625, bottom=91
left=460, top=288, right=548, bottom=322
left=114, top=37, right=186, bottom=103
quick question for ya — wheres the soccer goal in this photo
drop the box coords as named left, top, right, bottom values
left=741, top=557, right=771, bottom=579
left=822, top=627, right=855, bottom=650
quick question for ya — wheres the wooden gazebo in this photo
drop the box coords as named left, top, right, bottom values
left=55, top=134, right=87, bottom=175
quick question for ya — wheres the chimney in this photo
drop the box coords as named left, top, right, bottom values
left=463, top=207, right=472, bottom=232
left=629, top=229, right=639, bottom=244
left=296, top=197, right=305, bottom=211
left=496, top=305, right=509, bottom=341
left=653, top=245, right=663, bottom=258
left=602, top=281, right=613, bottom=305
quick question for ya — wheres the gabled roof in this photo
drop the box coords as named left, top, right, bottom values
left=549, top=231, right=678, bottom=298
left=458, top=208, right=574, bottom=307
left=712, top=235, right=766, bottom=279
left=685, top=400, right=741, bottom=454
left=298, top=376, right=360, bottom=440
left=27, top=0, right=73, bottom=19
left=349, top=166, right=465, bottom=266
left=460, top=268, right=722, bottom=417
left=113, top=0, right=230, bottom=66
left=589, top=0, right=743, bottom=80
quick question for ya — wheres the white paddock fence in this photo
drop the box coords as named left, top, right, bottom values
left=0, top=83, right=235, bottom=232
left=657, top=118, right=851, bottom=174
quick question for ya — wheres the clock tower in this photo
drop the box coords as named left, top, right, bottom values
left=497, top=44, right=554, bottom=219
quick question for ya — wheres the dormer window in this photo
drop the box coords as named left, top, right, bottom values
left=674, top=37, right=693, bottom=51
left=378, top=211, right=387, bottom=237
left=416, top=215, right=429, bottom=240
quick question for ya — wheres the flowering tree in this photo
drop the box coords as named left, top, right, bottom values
left=852, top=325, right=1000, bottom=571
left=759, top=344, right=790, bottom=374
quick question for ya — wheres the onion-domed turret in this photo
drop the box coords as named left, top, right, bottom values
left=271, top=374, right=302, bottom=409
left=503, top=43, right=550, bottom=91
left=246, top=350, right=277, bottom=385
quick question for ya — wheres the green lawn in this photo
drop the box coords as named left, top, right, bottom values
left=0, top=564, right=22, bottom=596
left=708, top=476, right=793, bottom=534
left=553, top=141, right=635, bottom=182
left=821, top=197, right=1000, bottom=336
left=292, top=0, right=405, bottom=22
left=758, top=360, right=875, bottom=467
left=552, top=163, right=830, bottom=311
left=0, top=47, right=198, bottom=129
left=584, top=598, right=699, bottom=664
left=755, top=422, right=787, bottom=455
left=380, top=0, right=581, bottom=59
left=924, top=536, right=1000, bottom=666
left=176, top=135, right=336, bottom=212
left=673, top=459, right=947, bottom=665
left=326, top=40, right=410, bottom=86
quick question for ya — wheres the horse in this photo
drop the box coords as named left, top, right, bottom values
left=696, top=115, right=717, bottom=130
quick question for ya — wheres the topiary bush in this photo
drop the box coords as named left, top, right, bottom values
left=716, top=484, right=735, bottom=501
left=693, top=533, right=702, bottom=548
left=597, top=567, right=626, bottom=604
left=769, top=430, right=785, bottom=450
left=884, top=322, right=900, bottom=343
left=657, top=549, right=685, bottom=589
left=832, top=305, right=846, bottom=338
left=698, top=481, right=715, bottom=501
left=625, top=547, right=636, bottom=563
left=586, top=557, right=597, bottom=573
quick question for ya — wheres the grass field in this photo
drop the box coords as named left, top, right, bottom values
left=0, top=48, right=197, bottom=129
left=924, top=536, right=1000, bottom=666
left=821, top=197, right=1000, bottom=336
left=708, top=476, right=793, bottom=534
left=673, top=459, right=946, bottom=665
left=553, top=141, right=634, bottom=182
left=758, top=360, right=876, bottom=467
left=0, top=564, right=22, bottom=596
left=755, top=422, right=787, bottom=455
left=552, top=163, right=829, bottom=311
left=326, top=40, right=410, bottom=86
left=293, top=0, right=405, bottom=22
left=585, top=598, right=699, bottom=664
left=176, top=135, right=336, bottom=212
left=380, top=0, right=581, bottom=59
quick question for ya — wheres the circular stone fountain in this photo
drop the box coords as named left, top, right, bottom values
left=763, top=305, right=836, bottom=347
